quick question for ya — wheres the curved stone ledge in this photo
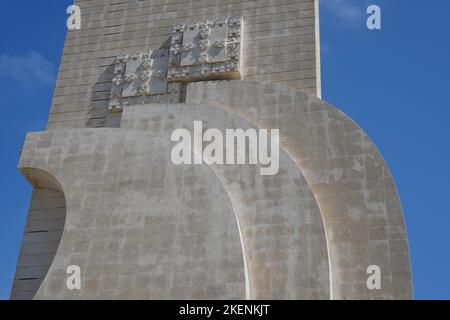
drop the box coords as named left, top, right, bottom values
left=121, top=104, right=330, bottom=299
left=186, top=80, right=412, bottom=299
left=19, top=128, right=246, bottom=299
left=15, top=78, right=412, bottom=300
left=18, top=118, right=330, bottom=299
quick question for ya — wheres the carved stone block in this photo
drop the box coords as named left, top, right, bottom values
left=168, top=17, right=243, bottom=82
left=121, top=50, right=168, bottom=98
left=108, top=49, right=180, bottom=113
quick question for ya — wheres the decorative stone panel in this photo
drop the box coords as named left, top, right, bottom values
left=167, top=17, right=243, bottom=82
left=107, top=17, right=243, bottom=114
left=108, top=49, right=181, bottom=113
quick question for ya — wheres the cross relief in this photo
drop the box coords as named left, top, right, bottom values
left=108, top=17, right=243, bottom=113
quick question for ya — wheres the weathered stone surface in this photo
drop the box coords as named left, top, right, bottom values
left=16, top=101, right=330, bottom=299
left=19, top=128, right=246, bottom=299
left=186, top=80, right=413, bottom=299
left=122, top=104, right=330, bottom=299
left=13, top=80, right=412, bottom=299
left=47, top=0, right=321, bottom=129
left=9, top=187, right=66, bottom=300
left=12, top=0, right=412, bottom=300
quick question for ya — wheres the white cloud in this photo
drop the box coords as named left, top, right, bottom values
left=0, top=51, right=56, bottom=86
left=321, top=0, right=367, bottom=26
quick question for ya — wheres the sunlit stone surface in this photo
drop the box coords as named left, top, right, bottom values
left=11, top=0, right=412, bottom=300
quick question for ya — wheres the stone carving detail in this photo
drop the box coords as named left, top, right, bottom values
left=108, top=17, right=243, bottom=113
left=167, top=17, right=243, bottom=82
left=108, top=49, right=181, bottom=113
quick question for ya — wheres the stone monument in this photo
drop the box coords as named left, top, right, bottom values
left=11, top=0, right=412, bottom=300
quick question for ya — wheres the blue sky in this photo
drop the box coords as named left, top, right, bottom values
left=0, top=0, right=449, bottom=299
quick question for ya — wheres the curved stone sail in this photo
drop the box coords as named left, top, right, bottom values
left=11, top=0, right=412, bottom=300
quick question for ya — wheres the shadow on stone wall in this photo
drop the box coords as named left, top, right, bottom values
left=10, top=168, right=67, bottom=300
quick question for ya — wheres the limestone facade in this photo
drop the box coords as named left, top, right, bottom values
left=11, top=0, right=412, bottom=300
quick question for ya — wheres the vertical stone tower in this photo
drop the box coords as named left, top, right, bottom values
left=11, top=0, right=412, bottom=300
